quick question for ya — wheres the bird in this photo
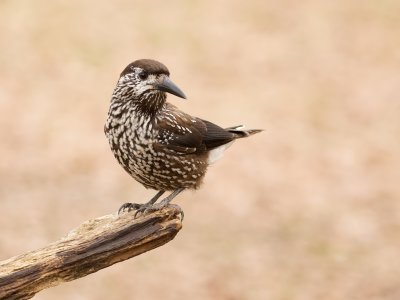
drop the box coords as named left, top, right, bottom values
left=105, top=59, right=261, bottom=217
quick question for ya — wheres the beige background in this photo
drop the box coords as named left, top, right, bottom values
left=1, top=1, right=399, bottom=299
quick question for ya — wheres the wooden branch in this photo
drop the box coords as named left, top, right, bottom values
left=0, top=206, right=183, bottom=300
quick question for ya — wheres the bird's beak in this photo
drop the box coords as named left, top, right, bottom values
left=155, top=77, right=187, bottom=99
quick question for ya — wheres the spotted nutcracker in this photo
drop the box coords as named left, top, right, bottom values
left=105, top=59, right=261, bottom=217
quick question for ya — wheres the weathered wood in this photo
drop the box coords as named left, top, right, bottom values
left=0, top=206, right=183, bottom=300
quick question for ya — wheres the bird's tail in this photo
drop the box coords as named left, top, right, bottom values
left=225, top=125, right=263, bottom=138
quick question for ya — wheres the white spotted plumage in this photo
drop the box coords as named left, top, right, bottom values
left=105, top=59, right=261, bottom=196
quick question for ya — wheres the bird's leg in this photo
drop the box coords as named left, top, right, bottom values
left=118, top=190, right=165, bottom=215
left=158, top=188, right=185, bottom=207
left=134, top=188, right=185, bottom=219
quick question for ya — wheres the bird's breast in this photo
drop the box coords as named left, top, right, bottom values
left=105, top=112, right=209, bottom=190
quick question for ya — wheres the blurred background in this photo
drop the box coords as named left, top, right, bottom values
left=1, top=0, right=399, bottom=299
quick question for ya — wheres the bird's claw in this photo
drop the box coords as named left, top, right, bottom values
left=118, top=202, right=184, bottom=221
left=133, top=204, right=156, bottom=218
left=118, top=202, right=142, bottom=215
left=136, top=203, right=184, bottom=221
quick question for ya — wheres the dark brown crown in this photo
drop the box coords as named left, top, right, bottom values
left=120, top=59, right=170, bottom=77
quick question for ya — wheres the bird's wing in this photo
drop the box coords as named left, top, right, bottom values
left=155, top=113, right=235, bottom=155
left=198, top=119, right=237, bottom=149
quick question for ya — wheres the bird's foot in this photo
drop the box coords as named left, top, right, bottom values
left=133, top=202, right=184, bottom=221
left=118, top=189, right=184, bottom=220
left=118, top=202, right=142, bottom=214
left=132, top=203, right=157, bottom=218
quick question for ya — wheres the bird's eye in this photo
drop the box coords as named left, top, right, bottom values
left=139, top=71, right=148, bottom=80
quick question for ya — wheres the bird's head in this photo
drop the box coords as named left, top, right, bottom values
left=117, top=59, right=186, bottom=103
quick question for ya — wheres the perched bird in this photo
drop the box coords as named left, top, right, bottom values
left=105, top=59, right=261, bottom=216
